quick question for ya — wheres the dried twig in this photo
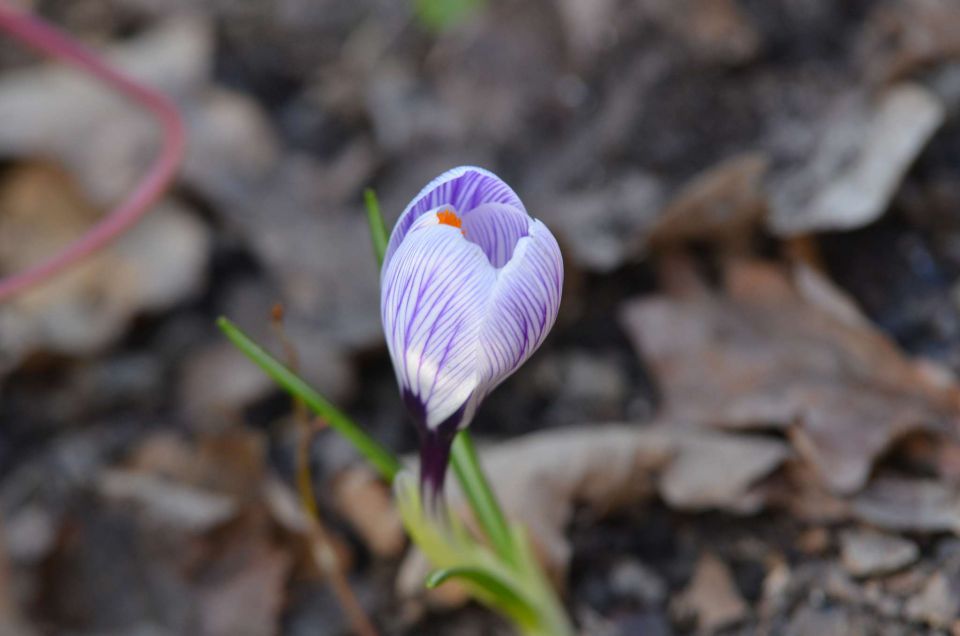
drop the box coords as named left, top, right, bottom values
left=271, top=304, right=380, bottom=636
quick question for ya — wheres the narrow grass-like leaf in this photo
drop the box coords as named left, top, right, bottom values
left=426, top=566, right=540, bottom=626
left=414, top=0, right=484, bottom=31
left=364, top=188, right=388, bottom=268
left=217, top=316, right=401, bottom=482
left=451, top=431, right=515, bottom=563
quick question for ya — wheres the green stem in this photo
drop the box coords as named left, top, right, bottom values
left=217, top=316, right=402, bottom=482
left=364, top=188, right=389, bottom=269
left=451, top=431, right=515, bottom=563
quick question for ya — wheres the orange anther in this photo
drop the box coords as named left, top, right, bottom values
left=436, top=209, right=462, bottom=230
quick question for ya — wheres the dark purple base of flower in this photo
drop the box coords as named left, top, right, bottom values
left=419, top=427, right=457, bottom=506
left=403, top=388, right=470, bottom=507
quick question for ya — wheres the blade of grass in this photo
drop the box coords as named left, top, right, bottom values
left=414, top=0, right=485, bottom=32
left=426, top=566, right=540, bottom=628
left=217, top=316, right=401, bottom=482
left=364, top=188, right=388, bottom=268
left=451, top=431, right=515, bottom=563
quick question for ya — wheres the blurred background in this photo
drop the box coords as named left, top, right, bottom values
left=2, top=0, right=960, bottom=634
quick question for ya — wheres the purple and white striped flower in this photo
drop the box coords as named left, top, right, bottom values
left=381, top=166, right=563, bottom=494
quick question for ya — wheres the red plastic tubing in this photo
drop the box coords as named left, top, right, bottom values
left=0, top=3, right=185, bottom=303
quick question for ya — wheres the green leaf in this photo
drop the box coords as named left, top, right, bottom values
left=414, top=0, right=484, bottom=32
left=394, top=471, right=575, bottom=636
left=451, top=431, right=515, bottom=563
left=216, top=316, right=402, bottom=482
left=426, top=566, right=540, bottom=627
left=363, top=188, right=388, bottom=268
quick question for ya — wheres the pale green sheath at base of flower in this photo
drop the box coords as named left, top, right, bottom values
left=394, top=472, right=574, bottom=636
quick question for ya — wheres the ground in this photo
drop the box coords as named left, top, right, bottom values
left=2, top=1, right=960, bottom=634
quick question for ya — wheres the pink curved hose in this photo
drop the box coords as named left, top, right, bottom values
left=0, top=3, right=185, bottom=302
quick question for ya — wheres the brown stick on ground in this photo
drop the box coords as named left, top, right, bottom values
left=272, top=304, right=380, bottom=636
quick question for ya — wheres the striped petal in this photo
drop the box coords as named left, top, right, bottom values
left=461, top=202, right=530, bottom=268
left=381, top=167, right=563, bottom=497
left=381, top=210, right=494, bottom=431
left=477, top=218, right=563, bottom=396
left=383, top=166, right=525, bottom=271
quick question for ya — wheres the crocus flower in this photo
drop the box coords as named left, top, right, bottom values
left=381, top=166, right=563, bottom=495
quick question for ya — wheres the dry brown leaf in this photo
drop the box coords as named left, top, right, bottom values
left=398, top=424, right=788, bottom=605
left=640, top=0, right=760, bottom=65
left=0, top=524, right=10, bottom=623
left=96, top=469, right=238, bottom=534
left=261, top=477, right=312, bottom=536
left=555, top=0, right=621, bottom=66
left=395, top=423, right=667, bottom=607
left=796, top=527, right=831, bottom=557
left=0, top=518, right=34, bottom=636
left=178, top=342, right=277, bottom=429
left=784, top=604, right=876, bottom=636
left=768, top=83, right=945, bottom=236
left=97, top=432, right=301, bottom=542
left=672, top=552, right=748, bottom=633
left=648, top=153, right=768, bottom=248
left=458, top=425, right=673, bottom=583
left=196, top=535, right=291, bottom=636
left=894, top=433, right=960, bottom=486
left=2, top=504, right=56, bottom=568
left=881, top=568, right=929, bottom=599
left=124, top=431, right=362, bottom=590
left=658, top=428, right=788, bottom=514
left=332, top=466, right=406, bottom=559
left=851, top=476, right=960, bottom=534
left=469, top=425, right=785, bottom=571
left=541, top=170, right=665, bottom=272
left=260, top=476, right=356, bottom=580
left=127, top=431, right=207, bottom=482
left=126, top=430, right=268, bottom=500
left=6, top=428, right=299, bottom=636
left=0, top=162, right=208, bottom=371
left=0, top=17, right=362, bottom=399
left=100, top=430, right=358, bottom=634
left=620, top=260, right=960, bottom=494
left=904, top=572, right=959, bottom=629
left=866, top=0, right=960, bottom=82
left=0, top=18, right=211, bottom=205
left=840, top=529, right=918, bottom=578
left=791, top=262, right=872, bottom=330
left=772, top=462, right=851, bottom=524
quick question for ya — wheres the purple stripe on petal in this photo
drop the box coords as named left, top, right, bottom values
left=461, top=203, right=530, bottom=268
left=380, top=168, right=563, bottom=495
left=381, top=212, right=495, bottom=429
left=477, top=219, right=563, bottom=396
left=383, top=166, right=526, bottom=272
